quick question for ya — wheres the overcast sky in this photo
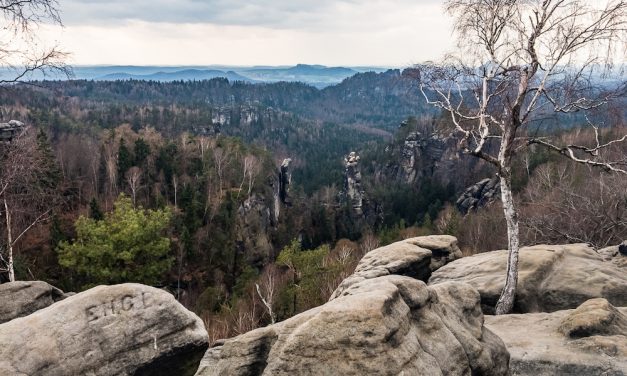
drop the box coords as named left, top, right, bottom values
left=40, top=0, right=455, bottom=66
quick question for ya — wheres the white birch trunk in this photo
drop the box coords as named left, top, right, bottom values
left=495, top=167, right=520, bottom=314
left=4, top=199, right=15, bottom=282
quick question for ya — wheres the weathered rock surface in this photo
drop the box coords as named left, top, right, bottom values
left=486, top=299, right=627, bottom=375
left=197, top=276, right=509, bottom=375
left=278, top=158, right=292, bottom=206
left=341, top=151, right=365, bottom=215
left=597, top=241, right=627, bottom=269
left=0, top=119, right=25, bottom=142
left=456, top=177, right=500, bottom=214
left=429, top=243, right=627, bottom=313
left=0, top=280, right=67, bottom=324
left=384, top=125, right=460, bottom=186
left=330, top=235, right=462, bottom=299
left=237, top=193, right=275, bottom=268
left=0, top=283, right=208, bottom=376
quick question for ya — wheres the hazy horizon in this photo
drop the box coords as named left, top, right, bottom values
left=39, top=0, right=454, bottom=66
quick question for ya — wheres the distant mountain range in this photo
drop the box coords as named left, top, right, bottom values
left=96, top=69, right=251, bottom=83
left=0, top=64, right=390, bottom=88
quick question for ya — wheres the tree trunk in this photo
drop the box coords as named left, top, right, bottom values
left=4, top=199, right=15, bottom=282
left=495, top=169, right=519, bottom=314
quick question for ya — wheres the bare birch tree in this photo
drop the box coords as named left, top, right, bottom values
left=0, top=127, right=59, bottom=281
left=237, top=154, right=260, bottom=198
left=126, top=166, right=142, bottom=207
left=255, top=265, right=280, bottom=324
left=0, top=0, right=70, bottom=84
left=417, top=0, right=626, bottom=314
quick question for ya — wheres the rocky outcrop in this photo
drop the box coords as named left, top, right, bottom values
left=597, top=241, right=627, bottom=268
left=341, top=151, right=365, bottom=215
left=456, top=176, right=500, bottom=214
left=0, top=281, right=67, bottom=324
left=330, top=235, right=462, bottom=299
left=486, top=299, right=627, bottom=375
left=0, top=120, right=25, bottom=142
left=278, top=158, right=292, bottom=206
left=429, top=244, right=627, bottom=314
left=196, top=276, right=509, bottom=376
left=0, top=283, right=208, bottom=376
left=385, top=126, right=460, bottom=186
left=237, top=194, right=275, bottom=268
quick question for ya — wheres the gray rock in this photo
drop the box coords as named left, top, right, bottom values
left=407, top=235, right=463, bottom=271
left=429, top=244, right=627, bottom=313
left=0, top=120, right=25, bottom=142
left=340, top=151, right=365, bottom=215
left=197, top=276, right=509, bottom=376
left=485, top=299, right=627, bottom=375
left=0, top=281, right=66, bottom=324
left=278, top=158, right=292, bottom=206
left=330, top=235, right=462, bottom=299
left=597, top=241, right=627, bottom=268
left=0, top=283, right=208, bottom=376
left=456, top=176, right=501, bottom=214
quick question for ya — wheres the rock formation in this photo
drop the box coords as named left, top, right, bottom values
left=486, top=298, right=627, bottom=375
left=330, top=235, right=462, bottom=299
left=196, top=235, right=507, bottom=376
left=0, top=281, right=67, bottom=324
left=278, top=158, right=292, bottom=206
left=0, top=283, right=208, bottom=376
left=456, top=176, right=500, bottom=214
left=0, top=120, right=25, bottom=142
left=429, top=243, right=627, bottom=314
left=392, top=130, right=451, bottom=184
left=597, top=241, right=627, bottom=269
left=341, top=151, right=365, bottom=215
left=196, top=277, right=509, bottom=376
left=237, top=194, right=275, bottom=267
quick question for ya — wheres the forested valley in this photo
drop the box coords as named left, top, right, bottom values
left=1, top=71, right=625, bottom=340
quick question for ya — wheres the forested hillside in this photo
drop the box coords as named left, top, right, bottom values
left=1, top=71, right=625, bottom=340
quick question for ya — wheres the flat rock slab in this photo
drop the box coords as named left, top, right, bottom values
left=0, top=281, right=67, bottom=324
left=429, top=244, right=627, bottom=313
left=197, top=276, right=509, bottom=376
left=330, top=235, right=461, bottom=299
left=0, top=283, right=208, bottom=376
left=485, top=299, right=627, bottom=375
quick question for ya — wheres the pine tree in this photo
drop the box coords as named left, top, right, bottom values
left=134, top=138, right=150, bottom=166
left=89, top=198, right=104, bottom=221
left=58, top=194, right=173, bottom=286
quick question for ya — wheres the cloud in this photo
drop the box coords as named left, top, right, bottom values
left=59, top=0, right=441, bottom=31
left=47, top=0, right=453, bottom=65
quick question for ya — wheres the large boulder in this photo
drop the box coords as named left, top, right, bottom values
left=0, top=283, right=208, bottom=376
left=0, top=281, right=67, bottom=324
left=429, top=243, right=627, bottom=313
left=485, top=298, right=627, bottom=375
left=196, top=276, right=509, bottom=376
left=330, top=235, right=461, bottom=299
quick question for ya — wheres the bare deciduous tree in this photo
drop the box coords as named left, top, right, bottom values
left=360, top=233, right=380, bottom=255
left=212, top=148, right=231, bottom=197
left=0, top=127, right=59, bottom=281
left=126, top=166, right=142, bottom=207
left=418, top=0, right=626, bottom=313
left=521, top=160, right=627, bottom=248
left=0, top=0, right=70, bottom=84
left=255, top=265, right=280, bottom=324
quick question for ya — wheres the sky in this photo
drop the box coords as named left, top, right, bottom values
left=39, top=0, right=455, bottom=67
